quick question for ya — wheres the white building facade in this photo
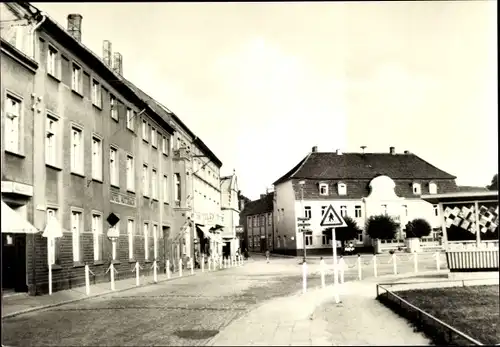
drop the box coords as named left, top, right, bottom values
left=220, top=170, right=241, bottom=255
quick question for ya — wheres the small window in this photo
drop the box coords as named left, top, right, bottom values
left=402, top=204, right=408, bottom=217
left=70, top=127, right=84, bottom=174
left=152, top=224, right=158, bottom=260
left=412, top=183, right=421, bottom=195
left=45, top=115, right=59, bottom=166
left=143, top=223, right=150, bottom=261
left=304, top=206, right=312, bottom=219
left=91, top=137, right=102, bottom=181
left=338, top=183, right=347, bottom=196
left=110, top=147, right=119, bottom=186
left=357, top=230, right=363, bottom=243
left=126, top=108, right=134, bottom=130
left=322, top=234, right=329, bottom=245
left=4, top=94, right=21, bottom=153
left=71, top=63, right=82, bottom=93
left=71, top=210, right=82, bottom=262
left=151, top=169, right=158, bottom=200
left=321, top=206, right=328, bottom=217
left=127, top=219, right=135, bottom=260
left=47, top=45, right=58, bottom=77
left=163, top=175, right=169, bottom=203
left=91, top=213, right=103, bottom=261
left=162, top=136, right=169, bottom=155
left=126, top=155, right=134, bottom=191
left=305, top=232, right=313, bottom=246
left=142, top=120, right=148, bottom=141
left=429, top=182, right=437, bottom=194
left=92, top=80, right=102, bottom=107
left=174, top=173, right=181, bottom=201
left=110, top=95, right=118, bottom=120
left=381, top=204, right=388, bottom=215
left=354, top=205, right=362, bottom=218
left=433, top=205, right=439, bottom=217
left=110, top=220, right=119, bottom=261
left=143, top=164, right=149, bottom=197
left=340, top=205, right=347, bottom=217
left=319, top=183, right=328, bottom=195
left=151, top=127, right=157, bottom=147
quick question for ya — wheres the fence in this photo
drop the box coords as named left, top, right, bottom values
left=376, top=281, right=486, bottom=346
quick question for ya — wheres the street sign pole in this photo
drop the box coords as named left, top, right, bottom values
left=332, top=227, right=340, bottom=303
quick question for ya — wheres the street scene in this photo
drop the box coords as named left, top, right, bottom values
left=1, top=1, right=498, bottom=346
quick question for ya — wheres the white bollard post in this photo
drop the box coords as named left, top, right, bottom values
left=302, top=261, right=308, bottom=294
left=414, top=252, right=418, bottom=273
left=202, top=255, right=205, bottom=273
left=190, top=259, right=194, bottom=275
left=357, top=255, right=362, bottom=280
left=85, top=264, right=90, bottom=296
left=166, top=259, right=171, bottom=279
left=153, top=260, right=158, bottom=283
left=373, top=255, right=377, bottom=278
left=47, top=237, right=53, bottom=296
left=436, top=252, right=441, bottom=271
left=338, top=257, right=345, bottom=284
left=135, top=262, right=140, bottom=286
left=320, top=258, right=326, bottom=288
left=219, top=256, right=223, bottom=270
left=179, top=258, right=183, bottom=277
left=208, top=257, right=212, bottom=271
left=110, top=263, right=115, bottom=291
left=393, top=253, right=397, bottom=275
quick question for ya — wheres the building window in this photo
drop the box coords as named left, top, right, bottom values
left=354, top=205, right=362, bottom=218
left=429, top=182, right=437, bottom=195
left=402, top=204, right=408, bottom=217
left=110, top=221, right=119, bottom=260
left=268, top=213, right=272, bottom=226
left=71, top=63, right=82, bottom=93
left=143, top=164, right=149, bottom=197
left=46, top=209, right=59, bottom=265
left=127, top=219, right=134, bottom=260
left=153, top=224, right=158, bottom=260
left=142, top=120, right=148, bottom=140
left=71, top=127, right=83, bottom=174
left=276, top=236, right=281, bottom=248
left=4, top=94, right=21, bottom=153
left=322, top=234, right=329, bottom=245
left=338, top=183, right=347, bottom=195
left=340, top=205, right=347, bottom=217
left=321, top=206, right=328, bottom=217
left=163, top=175, right=169, bottom=203
left=162, top=136, right=169, bottom=155
left=126, top=108, right=134, bottom=130
left=433, top=205, right=439, bottom=217
left=71, top=210, right=82, bottom=262
left=304, top=206, right=312, bottom=219
left=247, top=216, right=252, bottom=228
left=412, top=183, right=421, bottom=195
left=305, top=232, right=313, bottom=246
left=381, top=204, right=388, bottom=215
left=143, top=223, right=149, bottom=261
left=151, top=127, right=157, bottom=147
left=92, top=80, right=102, bottom=107
left=110, top=147, right=119, bottom=186
left=92, top=213, right=102, bottom=261
left=152, top=169, right=158, bottom=200
left=110, top=95, right=118, bottom=120
left=45, top=115, right=58, bottom=166
left=357, top=230, right=363, bottom=243
left=174, top=173, right=181, bottom=202
left=92, top=137, right=102, bottom=181
left=319, top=183, right=328, bottom=196
left=126, top=155, right=134, bottom=191
left=47, top=45, right=58, bottom=77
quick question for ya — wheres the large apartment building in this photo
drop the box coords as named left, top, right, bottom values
left=272, top=146, right=459, bottom=256
left=242, top=192, right=274, bottom=253
left=1, top=2, right=224, bottom=295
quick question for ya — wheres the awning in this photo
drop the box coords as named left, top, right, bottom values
left=210, top=224, right=224, bottom=231
left=42, top=217, right=64, bottom=238
left=196, top=224, right=213, bottom=240
left=1, top=200, right=38, bottom=234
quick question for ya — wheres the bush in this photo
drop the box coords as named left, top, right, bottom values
left=405, top=218, right=431, bottom=238
left=365, top=214, right=399, bottom=240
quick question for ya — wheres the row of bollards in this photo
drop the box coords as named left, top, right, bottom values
left=83, top=254, right=245, bottom=296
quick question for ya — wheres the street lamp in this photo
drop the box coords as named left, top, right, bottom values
left=299, top=180, right=306, bottom=264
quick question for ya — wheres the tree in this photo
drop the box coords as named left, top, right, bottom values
left=365, top=214, right=399, bottom=240
left=405, top=218, right=431, bottom=238
left=324, top=216, right=362, bottom=248
left=487, top=174, right=498, bottom=191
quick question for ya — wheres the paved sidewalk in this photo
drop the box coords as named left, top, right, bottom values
left=1, top=261, right=244, bottom=319
left=208, top=273, right=446, bottom=346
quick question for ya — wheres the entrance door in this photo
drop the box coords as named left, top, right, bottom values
left=2, top=234, right=27, bottom=292
left=260, top=237, right=267, bottom=253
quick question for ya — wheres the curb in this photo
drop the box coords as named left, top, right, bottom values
left=2, top=263, right=247, bottom=319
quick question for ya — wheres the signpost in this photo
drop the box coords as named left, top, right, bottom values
left=42, top=217, right=64, bottom=296
left=297, top=217, right=311, bottom=263
left=320, top=204, right=347, bottom=303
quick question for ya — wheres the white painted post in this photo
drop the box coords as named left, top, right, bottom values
left=373, top=255, right=377, bottom=278
left=302, top=261, right=308, bottom=294
left=202, top=255, right=205, bottom=273
left=392, top=253, right=397, bottom=275
left=190, top=259, right=194, bottom=275
left=135, top=262, right=140, bottom=286
left=179, top=258, right=183, bottom=277
left=219, top=256, right=223, bottom=269
left=338, top=257, right=345, bottom=284
left=85, top=264, right=90, bottom=296
left=320, top=258, right=326, bottom=288
left=208, top=256, right=212, bottom=271
left=153, top=260, right=158, bottom=283
left=47, top=237, right=53, bottom=296
left=436, top=252, right=441, bottom=271
left=357, top=254, right=362, bottom=280
left=332, top=228, right=340, bottom=304
left=166, top=259, right=171, bottom=279
left=414, top=251, right=418, bottom=273
left=110, top=263, right=116, bottom=291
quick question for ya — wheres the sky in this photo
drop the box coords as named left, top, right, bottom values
left=36, top=1, right=498, bottom=200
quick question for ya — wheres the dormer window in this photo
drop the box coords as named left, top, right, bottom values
left=412, top=183, right=421, bottom=195
left=429, top=182, right=437, bottom=194
left=319, top=183, right=329, bottom=196
left=338, top=182, right=347, bottom=195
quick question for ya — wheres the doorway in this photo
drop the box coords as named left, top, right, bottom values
left=2, top=233, right=27, bottom=292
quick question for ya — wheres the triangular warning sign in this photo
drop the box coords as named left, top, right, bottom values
left=320, top=205, right=347, bottom=227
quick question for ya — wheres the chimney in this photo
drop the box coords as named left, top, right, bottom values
left=360, top=146, right=367, bottom=154
left=311, top=146, right=318, bottom=153
left=389, top=146, right=395, bottom=155
left=404, top=150, right=410, bottom=154
left=103, top=40, right=112, bottom=67
left=67, top=14, right=83, bottom=42
left=113, top=52, right=123, bottom=75
left=336, top=149, right=342, bottom=155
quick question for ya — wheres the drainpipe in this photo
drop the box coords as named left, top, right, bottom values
left=30, top=13, right=47, bottom=59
